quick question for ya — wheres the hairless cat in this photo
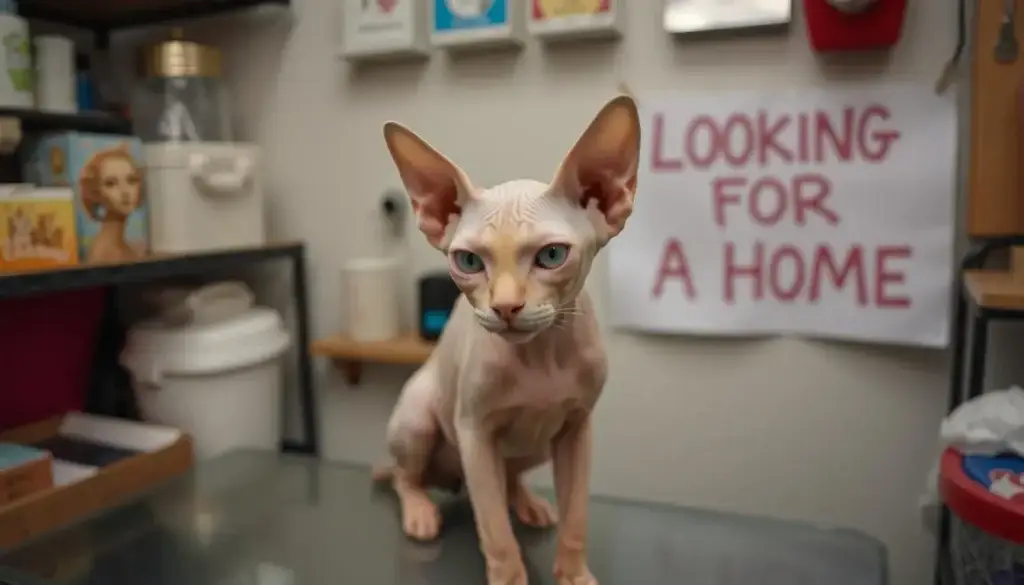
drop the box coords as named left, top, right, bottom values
left=373, top=95, right=641, bottom=585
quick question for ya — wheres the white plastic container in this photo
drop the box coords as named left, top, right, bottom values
left=343, top=257, right=400, bottom=342
left=143, top=142, right=265, bottom=254
left=33, top=35, right=76, bottom=113
left=0, top=13, right=32, bottom=108
left=121, top=282, right=290, bottom=459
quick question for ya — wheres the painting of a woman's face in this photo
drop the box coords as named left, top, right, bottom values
left=98, top=156, right=142, bottom=216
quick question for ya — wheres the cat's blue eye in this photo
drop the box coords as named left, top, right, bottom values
left=534, top=244, right=570, bottom=269
left=452, top=250, right=485, bottom=274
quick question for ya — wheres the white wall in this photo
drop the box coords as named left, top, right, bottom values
left=156, top=2, right=960, bottom=584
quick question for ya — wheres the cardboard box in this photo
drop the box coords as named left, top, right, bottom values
left=0, top=414, right=193, bottom=549
left=0, top=184, right=79, bottom=273
left=21, top=132, right=149, bottom=265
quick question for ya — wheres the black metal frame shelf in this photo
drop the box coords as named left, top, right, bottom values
left=935, top=234, right=1024, bottom=585
left=17, top=0, right=290, bottom=40
left=0, top=242, right=320, bottom=457
left=0, top=108, right=131, bottom=136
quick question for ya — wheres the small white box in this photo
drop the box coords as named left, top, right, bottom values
left=340, top=0, right=430, bottom=61
left=431, top=0, right=526, bottom=51
left=527, top=0, right=621, bottom=41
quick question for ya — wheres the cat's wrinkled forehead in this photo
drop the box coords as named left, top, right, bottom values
left=457, top=178, right=583, bottom=243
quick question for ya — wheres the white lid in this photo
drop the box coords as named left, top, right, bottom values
left=121, top=306, right=290, bottom=384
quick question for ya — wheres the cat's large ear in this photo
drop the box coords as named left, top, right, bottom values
left=383, top=122, right=475, bottom=249
left=551, top=95, right=641, bottom=241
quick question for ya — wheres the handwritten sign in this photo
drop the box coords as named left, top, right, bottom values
left=607, top=85, right=956, bottom=348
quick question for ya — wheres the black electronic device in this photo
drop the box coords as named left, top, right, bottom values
left=417, top=272, right=461, bottom=341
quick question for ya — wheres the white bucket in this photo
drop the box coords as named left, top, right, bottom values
left=342, top=257, right=400, bottom=342
left=120, top=282, right=290, bottom=459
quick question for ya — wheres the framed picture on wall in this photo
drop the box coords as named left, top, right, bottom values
left=663, top=0, right=792, bottom=34
left=340, top=0, right=429, bottom=60
left=431, top=0, right=525, bottom=48
left=528, top=0, right=622, bottom=40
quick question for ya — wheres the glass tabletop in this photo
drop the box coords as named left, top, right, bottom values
left=0, top=450, right=886, bottom=585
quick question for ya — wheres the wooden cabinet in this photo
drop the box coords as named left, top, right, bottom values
left=968, top=0, right=1024, bottom=236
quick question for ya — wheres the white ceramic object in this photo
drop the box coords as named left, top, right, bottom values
left=527, top=0, right=621, bottom=41
left=340, top=0, right=430, bottom=61
left=343, top=257, right=401, bottom=342
left=430, top=0, right=525, bottom=50
left=144, top=142, right=265, bottom=254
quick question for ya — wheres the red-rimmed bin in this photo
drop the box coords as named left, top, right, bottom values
left=940, top=448, right=1024, bottom=585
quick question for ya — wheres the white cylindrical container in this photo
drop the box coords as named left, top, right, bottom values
left=144, top=143, right=265, bottom=253
left=343, top=257, right=400, bottom=342
left=0, top=13, right=32, bottom=108
left=120, top=282, right=291, bottom=460
left=33, top=35, right=76, bottom=113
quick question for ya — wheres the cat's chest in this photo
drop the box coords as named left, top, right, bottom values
left=478, top=354, right=603, bottom=457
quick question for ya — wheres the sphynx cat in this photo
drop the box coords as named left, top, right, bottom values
left=373, top=95, right=641, bottom=585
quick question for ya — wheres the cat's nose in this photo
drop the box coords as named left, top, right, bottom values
left=491, top=302, right=524, bottom=322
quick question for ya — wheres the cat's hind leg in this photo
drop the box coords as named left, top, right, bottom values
left=384, top=366, right=443, bottom=541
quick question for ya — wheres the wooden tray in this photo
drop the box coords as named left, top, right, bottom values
left=0, top=415, right=193, bottom=549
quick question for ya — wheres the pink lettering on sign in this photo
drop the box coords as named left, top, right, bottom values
left=651, top=105, right=901, bottom=171
left=645, top=101, right=914, bottom=314
left=711, top=173, right=839, bottom=228
left=652, top=239, right=696, bottom=300
left=718, top=242, right=913, bottom=307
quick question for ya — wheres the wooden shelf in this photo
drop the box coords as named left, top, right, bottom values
left=311, top=333, right=435, bottom=384
left=964, top=270, right=1024, bottom=310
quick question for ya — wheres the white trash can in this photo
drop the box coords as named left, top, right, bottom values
left=121, top=282, right=291, bottom=460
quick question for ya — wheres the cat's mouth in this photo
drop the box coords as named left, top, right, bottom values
left=476, top=318, right=546, bottom=342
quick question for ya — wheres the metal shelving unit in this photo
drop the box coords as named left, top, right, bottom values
left=0, top=108, right=130, bottom=135
left=0, top=242, right=320, bottom=456
left=0, top=0, right=309, bottom=462
left=17, top=0, right=290, bottom=46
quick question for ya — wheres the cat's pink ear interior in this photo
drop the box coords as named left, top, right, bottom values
left=383, top=122, right=473, bottom=248
left=552, top=95, right=641, bottom=239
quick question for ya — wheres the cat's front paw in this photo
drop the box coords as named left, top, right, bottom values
left=485, top=559, right=528, bottom=585
left=554, top=558, right=597, bottom=585
left=512, top=487, right=558, bottom=528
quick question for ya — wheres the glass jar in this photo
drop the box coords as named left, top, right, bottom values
left=132, top=30, right=232, bottom=143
